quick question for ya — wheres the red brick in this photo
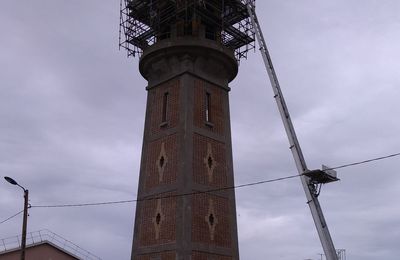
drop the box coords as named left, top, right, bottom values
left=192, top=193, right=232, bottom=248
left=192, top=251, right=232, bottom=260
left=137, top=251, right=176, bottom=260
left=149, top=78, right=180, bottom=136
left=193, top=79, right=226, bottom=135
left=193, top=134, right=228, bottom=188
left=138, top=194, right=177, bottom=247
left=145, top=134, right=179, bottom=191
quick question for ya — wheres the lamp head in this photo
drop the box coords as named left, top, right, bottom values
left=4, top=176, right=18, bottom=185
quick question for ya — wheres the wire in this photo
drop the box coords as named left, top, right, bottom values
left=31, top=174, right=300, bottom=208
left=32, top=199, right=136, bottom=209
left=0, top=210, right=23, bottom=225
left=30, top=151, right=400, bottom=209
left=323, top=152, right=400, bottom=171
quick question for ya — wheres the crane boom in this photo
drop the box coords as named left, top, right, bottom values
left=246, top=3, right=339, bottom=260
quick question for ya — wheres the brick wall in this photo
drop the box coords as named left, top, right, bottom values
left=134, top=73, right=238, bottom=259
left=145, top=134, right=179, bottom=191
left=137, top=251, right=176, bottom=260
left=192, top=251, right=232, bottom=260
left=193, top=79, right=226, bottom=135
left=192, top=193, right=232, bottom=248
left=193, top=133, right=227, bottom=188
left=149, top=78, right=180, bottom=136
left=138, top=194, right=177, bottom=247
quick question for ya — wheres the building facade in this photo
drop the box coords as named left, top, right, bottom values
left=119, top=1, right=255, bottom=259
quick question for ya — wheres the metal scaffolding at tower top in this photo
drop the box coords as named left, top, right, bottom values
left=119, top=0, right=255, bottom=60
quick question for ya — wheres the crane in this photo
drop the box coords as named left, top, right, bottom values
left=246, top=2, right=340, bottom=260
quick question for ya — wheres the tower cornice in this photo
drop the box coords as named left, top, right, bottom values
left=139, top=37, right=238, bottom=88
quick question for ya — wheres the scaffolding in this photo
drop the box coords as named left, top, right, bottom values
left=119, top=0, right=255, bottom=60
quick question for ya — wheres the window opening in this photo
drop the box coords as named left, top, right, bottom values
left=207, top=156, right=213, bottom=170
left=159, top=156, right=165, bottom=168
left=205, top=92, right=211, bottom=122
left=209, top=214, right=215, bottom=226
left=156, top=213, right=161, bottom=225
left=162, top=92, right=169, bottom=123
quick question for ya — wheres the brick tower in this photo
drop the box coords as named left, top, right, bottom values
left=119, top=1, right=255, bottom=259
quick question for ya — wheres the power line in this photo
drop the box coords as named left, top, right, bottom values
left=324, top=152, right=400, bottom=171
left=0, top=210, right=23, bottom=225
left=30, top=151, right=400, bottom=209
left=31, top=174, right=301, bottom=208
left=31, top=199, right=136, bottom=209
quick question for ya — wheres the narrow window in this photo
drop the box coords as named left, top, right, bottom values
left=162, top=92, right=169, bottom=123
left=205, top=92, right=211, bottom=123
left=209, top=214, right=215, bottom=226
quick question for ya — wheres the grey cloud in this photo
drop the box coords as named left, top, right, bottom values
left=1, top=1, right=400, bottom=259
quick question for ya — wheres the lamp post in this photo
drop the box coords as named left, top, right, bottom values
left=4, top=176, right=29, bottom=260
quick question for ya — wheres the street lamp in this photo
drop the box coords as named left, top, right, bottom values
left=4, top=176, right=29, bottom=260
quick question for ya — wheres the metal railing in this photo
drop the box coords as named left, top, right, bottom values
left=0, top=229, right=101, bottom=260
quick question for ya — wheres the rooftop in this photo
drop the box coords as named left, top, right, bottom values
left=0, top=229, right=101, bottom=260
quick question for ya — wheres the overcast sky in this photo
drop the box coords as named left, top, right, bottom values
left=1, top=1, right=400, bottom=260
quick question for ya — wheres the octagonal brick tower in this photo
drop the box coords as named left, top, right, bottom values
left=119, top=1, right=255, bottom=259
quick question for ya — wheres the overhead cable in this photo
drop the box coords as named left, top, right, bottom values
left=0, top=210, right=23, bottom=225
left=323, top=152, right=400, bottom=171
left=30, top=151, right=400, bottom=209
left=31, top=174, right=300, bottom=208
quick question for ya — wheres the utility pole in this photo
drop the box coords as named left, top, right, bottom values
left=4, top=176, right=29, bottom=260
left=21, top=189, right=29, bottom=260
